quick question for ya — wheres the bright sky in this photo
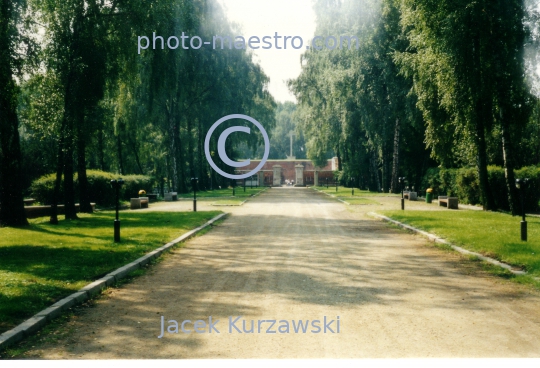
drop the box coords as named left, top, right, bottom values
left=216, top=0, right=317, bottom=103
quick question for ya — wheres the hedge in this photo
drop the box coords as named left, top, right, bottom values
left=421, top=166, right=540, bottom=212
left=31, top=170, right=153, bottom=206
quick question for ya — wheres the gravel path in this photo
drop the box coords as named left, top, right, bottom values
left=19, top=188, right=540, bottom=358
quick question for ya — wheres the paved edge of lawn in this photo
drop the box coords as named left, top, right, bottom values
left=0, top=212, right=229, bottom=352
left=177, top=186, right=270, bottom=200
left=368, top=212, right=527, bottom=276
left=309, top=186, right=399, bottom=199
left=209, top=186, right=270, bottom=206
left=211, top=200, right=247, bottom=207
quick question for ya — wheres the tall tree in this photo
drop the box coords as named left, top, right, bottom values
left=397, top=0, right=532, bottom=211
left=0, top=0, right=30, bottom=226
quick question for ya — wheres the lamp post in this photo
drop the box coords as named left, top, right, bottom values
left=399, top=177, right=406, bottom=210
left=191, top=177, right=198, bottom=212
left=516, top=178, right=529, bottom=241
left=110, top=179, right=124, bottom=242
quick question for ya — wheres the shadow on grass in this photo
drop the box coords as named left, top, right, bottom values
left=0, top=245, right=138, bottom=282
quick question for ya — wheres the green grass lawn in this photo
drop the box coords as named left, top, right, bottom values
left=379, top=210, right=540, bottom=286
left=0, top=210, right=221, bottom=334
left=341, top=197, right=380, bottom=205
left=312, top=186, right=399, bottom=197
left=177, top=187, right=266, bottom=199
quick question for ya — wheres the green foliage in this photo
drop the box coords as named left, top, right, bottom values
left=30, top=170, right=152, bottom=206
left=268, top=102, right=306, bottom=159
left=396, top=0, right=531, bottom=210
left=455, top=168, right=481, bottom=206
left=290, top=0, right=431, bottom=192
left=422, top=166, right=540, bottom=211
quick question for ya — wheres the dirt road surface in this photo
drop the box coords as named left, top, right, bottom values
left=18, top=188, right=540, bottom=358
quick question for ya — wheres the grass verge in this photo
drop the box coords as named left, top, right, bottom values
left=0, top=210, right=221, bottom=334
left=312, top=186, right=399, bottom=198
left=177, top=187, right=266, bottom=199
left=340, top=197, right=380, bottom=205
left=378, top=210, right=540, bottom=288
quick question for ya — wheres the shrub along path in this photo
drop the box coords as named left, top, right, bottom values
left=8, top=187, right=540, bottom=358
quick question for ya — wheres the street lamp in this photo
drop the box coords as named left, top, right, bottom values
left=191, top=177, right=198, bottom=212
left=398, top=177, right=406, bottom=210
left=110, top=179, right=124, bottom=242
left=516, top=178, right=529, bottom=241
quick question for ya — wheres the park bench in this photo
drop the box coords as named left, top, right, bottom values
left=164, top=192, right=178, bottom=201
left=130, top=197, right=149, bottom=210
left=23, top=198, right=36, bottom=205
left=147, top=193, right=158, bottom=202
left=438, top=196, right=458, bottom=209
left=403, top=191, right=418, bottom=201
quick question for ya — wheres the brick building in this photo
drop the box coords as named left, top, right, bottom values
left=235, top=157, right=339, bottom=186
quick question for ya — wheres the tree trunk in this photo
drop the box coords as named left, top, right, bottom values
left=175, top=124, right=186, bottom=192
left=390, top=118, right=400, bottom=193
left=61, top=83, right=78, bottom=220
left=98, top=128, right=106, bottom=171
left=0, top=77, right=28, bottom=227
left=187, top=117, right=195, bottom=180
left=50, top=116, right=66, bottom=224
left=369, top=149, right=381, bottom=192
left=128, top=133, right=144, bottom=175
left=168, top=115, right=178, bottom=192
left=472, top=24, right=496, bottom=211
left=77, top=124, right=92, bottom=213
left=381, top=150, right=388, bottom=193
left=474, top=105, right=495, bottom=211
left=500, top=108, right=517, bottom=215
left=63, top=136, right=78, bottom=220
left=116, top=132, right=124, bottom=175
left=197, top=118, right=205, bottom=189
left=0, top=0, right=28, bottom=227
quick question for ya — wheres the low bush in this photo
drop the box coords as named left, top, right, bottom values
left=30, top=170, right=153, bottom=206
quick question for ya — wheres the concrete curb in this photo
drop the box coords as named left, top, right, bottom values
left=211, top=200, right=247, bottom=207
left=251, top=187, right=269, bottom=197
left=0, top=212, right=228, bottom=352
left=368, top=212, right=527, bottom=276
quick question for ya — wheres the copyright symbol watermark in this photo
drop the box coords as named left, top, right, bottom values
left=204, top=114, right=270, bottom=180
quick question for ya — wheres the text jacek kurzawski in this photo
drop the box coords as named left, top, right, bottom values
left=157, top=316, right=341, bottom=338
